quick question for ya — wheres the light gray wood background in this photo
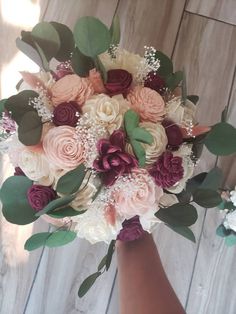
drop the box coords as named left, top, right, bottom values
left=0, top=0, right=236, bottom=313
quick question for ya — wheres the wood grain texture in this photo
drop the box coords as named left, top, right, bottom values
left=43, top=0, right=118, bottom=27
left=25, top=239, right=117, bottom=314
left=187, top=0, right=236, bottom=25
left=116, top=0, right=186, bottom=56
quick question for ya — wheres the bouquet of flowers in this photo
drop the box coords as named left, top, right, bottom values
left=1, top=16, right=236, bottom=297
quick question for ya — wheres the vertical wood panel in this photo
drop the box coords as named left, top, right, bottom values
left=186, top=69, right=236, bottom=314
left=187, top=0, right=236, bottom=25
left=116, top=0, right=186, bottom=56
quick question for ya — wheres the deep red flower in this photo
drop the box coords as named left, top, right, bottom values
left=105, top=69, right=132, bottom=96
left=162, top=119, right=183, bottom=149
left=27, top=185, right=57, bottom=211
left=52, top=102, right=79, bottom=127
left=144, top=72, right=166, bottom=95
left=117, top=216, right=145, bottom=242
left=149, top=151, right=184, bottom=188
left=93, top=130, right=138, bottom=186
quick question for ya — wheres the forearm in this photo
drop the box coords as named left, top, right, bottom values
left=117, top=233, right=185, bottom=314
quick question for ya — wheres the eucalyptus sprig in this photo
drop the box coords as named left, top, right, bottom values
left=124, top=109, right=153, bottom=166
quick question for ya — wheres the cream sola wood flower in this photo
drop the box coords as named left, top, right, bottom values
left=82, top=93, right=129, bottom=134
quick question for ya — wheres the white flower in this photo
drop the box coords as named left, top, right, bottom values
left=165, top=97, right=196, bottom=126
left=223, top=210, right=236, bottom=232
left=100, top=49, right=144, bottom=83
left=82, top=94, right=129, bottom=134
left=126, top=122, right=167, bottom=165
left=18, top=149, right=53, bottom=184
left=230, top=188, right=236, bottom=206
left=166, top=144, right=194, bottom=194
left=140, top=208, right=161, bottom=233
left=72, top=202, right=122, bottom=244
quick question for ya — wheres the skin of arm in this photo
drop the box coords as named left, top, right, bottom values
left=116, top=233, right=186, bottom=314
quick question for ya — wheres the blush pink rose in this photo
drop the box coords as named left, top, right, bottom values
left=43, top=126, right=84, bottom=170
left=89, top=69, right=106, bottom=93
left=51, top=74, right=94, bottom=106
left=127, top=86, right=165, bottom=123
left=113, top=168, right=163, bottom=219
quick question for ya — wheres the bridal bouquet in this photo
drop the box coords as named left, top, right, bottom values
left=1, top=16, right=236, bottom=296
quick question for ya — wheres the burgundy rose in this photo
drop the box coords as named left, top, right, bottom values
left=117, top=216, right=145, bottom=242
left=105, top=69, right=132, bottom=96
left=14, top=167, right=25, bottom=176
left=52, top=102, right=79, bottom=127
left=144, top=72, right=166, bottom=95
left=53, top=62, right=74, bottom=80
left=162, top=119, right=183, bottom=149
left=93, top=130, right=138, bottom=186
left=27, top=185, right=57, bottom=211
left=149, top=151, right=184, bottom=188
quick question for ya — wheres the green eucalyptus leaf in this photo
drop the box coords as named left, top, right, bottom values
left=193, top=188, right=222, bottom=208
left=46, top=230, right=77, bottom=248
left=124, top=109, right=139, bottom=137
left=155, top=51, right=173, bottom=78
left=35, top=195, right=75, bottom=217
left=201, top=167, right=223, bottom=191
left=31, top=22, right=60, bottom=61
left=97, top=255, right=107, bottom=271
left=225, top=233, right=236, bottom=246
left=221, top=106, right=228, bottom=123
left=186, top=172, right=207, bottom=194
left=33, top=41, right=50, bottom=71
left=110, top=14, right=120, bottom=46
left=78, top=272, right=101, bottom=298
left=94, top=56, right=107, bottom=82
left=56, top=164, right=87, bottom=195
left=50, top=21, right=75, bottom=61
left=187, top=95, right=199, bottom=105
left=49, top=206, right=86, bottom=218
left=167, top=225, right=196, bottom=243
left=131, top=140, right=146, bottom=167
left=166, top=71, right=183, bottom=90
left=74, top=16, right=111, bottom=58
left=18, top=111, right=42, bottom=146
left=24, top=232, right=50, bottom=251
left=132, top=127, right=153, bottom=144
left=204, top=122, right=236, bottom=156
left=71, top=47, right=95, bottom=77
left=106, top=240, right=116, bottom=271
left=216, top=224, right=231, bottom=238
left=0, top=176, right=38, bottom=225
left=4, top=90, right=38, bottom=124
left=16, top=37, right=44, bottom=68
left=155, top=203, right=198, bottom=227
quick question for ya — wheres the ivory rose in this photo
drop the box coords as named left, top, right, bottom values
left=72, top=202, right=122, bottom=244
left=18, top=149, right=53, bottom=184
left=51, top=74, right=94, bottom=106
left=100, top=49, right=144, bottom=82
left=127, top=86, right=165, bottom=123
left=113, top=168, right=163, bottom=220
left=43, top=126, right=84, bottom=170
left=82, top=94, right=129, bottom=134
left=165, top=97, right=196, bottom=126
left=126, top=121, right=168, bottom=165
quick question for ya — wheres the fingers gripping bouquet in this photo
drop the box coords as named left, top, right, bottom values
left=1, top=16, right=236, bottom=296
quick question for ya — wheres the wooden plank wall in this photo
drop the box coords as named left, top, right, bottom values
left=0, top=1, right=236, bottom=313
